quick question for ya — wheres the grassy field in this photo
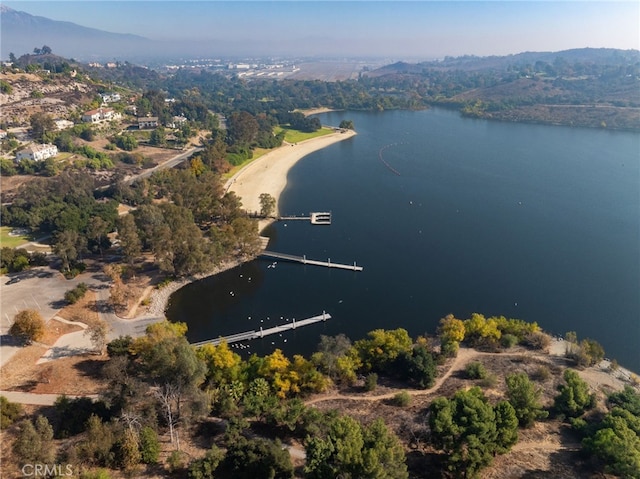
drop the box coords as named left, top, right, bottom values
left=222, top=127, right=335, bottom=181
left=222, top=147, right=271, bottom=180
left=0, top=226, right=34, bottom=248
left=275, top=126, right=334, bottom=144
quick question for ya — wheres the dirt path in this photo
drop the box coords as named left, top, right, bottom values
left=305, top=347, right=480, bottom=406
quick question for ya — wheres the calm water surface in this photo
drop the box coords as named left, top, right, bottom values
left=167, top=109, right=640, bottom=370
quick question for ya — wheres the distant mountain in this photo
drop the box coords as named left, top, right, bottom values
left=0, top=5, right=156, bottom=61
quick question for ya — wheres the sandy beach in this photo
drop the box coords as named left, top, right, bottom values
left=225, top=129, right=356, bottom=218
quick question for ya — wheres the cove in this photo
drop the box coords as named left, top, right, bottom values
left=167, top=108, right=640, bottom=371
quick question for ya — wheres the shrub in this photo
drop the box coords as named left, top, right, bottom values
left=0, top=396, right=23, bottom=427
left=479, top=373, right=499, bottom=389
left=168, top=450, right=186, bottom=473
left=139, top=426, right=160, bottom=464
left=393, top=391, right=411, bottom=407
left=466, top=361, right=488, bottom=380
left=64, top=282, right=89, bottom=304
left=501, top=333, right=518, bottom=349
left=364, top=372, right=378, bottom=392
left=9, top=309, right=45, bottom=345
left=523, top=331, right=551, bottom=350
left=530, top=365, right=551, bottom=382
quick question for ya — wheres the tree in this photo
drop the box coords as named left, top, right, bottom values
left=305, top=414, right=408, bottom=479
left=217, top=437, right=293, bottom=479
left=139, top=426, right=160, bottom=464
left=13, top=415, right=55, bottom=464
left=353, top=328, right=413, bottom=373
left=188, top=445, right=224, bottom=479
left=53, top=229, right=86, bottom=273
left=438, top=314, right=465, bottom=357
left=85, top=320, right=109, bottom=355
left=149, top=126, right=166, bottom=146
left=0, top=396, right=23, bottom=428
left=87, top=216, right=111, bottom=256
left=116, top=214, right=142, bottom=265
left=259, top=192, right=276, bottom=218
left=9, top=309, right=45, bottom=345
left=29, top=112, right=55, bottom=142
left=429, top=387, right=518, bottom=478
left=115, top=134, right=138, bottom=151
left=554, top=369, right=596, bottom=418
left=227, top=111, right=259, bottom=146
left=339, top=120, right=354, bottom=130
left=505, top=372, right=548, bottom=427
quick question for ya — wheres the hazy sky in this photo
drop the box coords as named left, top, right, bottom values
left=4, top=1, right=639, bottom=59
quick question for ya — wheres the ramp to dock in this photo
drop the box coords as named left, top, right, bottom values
left=191, top=312, right=332, bottom=347
left=261, top=251, right=363, bottom=271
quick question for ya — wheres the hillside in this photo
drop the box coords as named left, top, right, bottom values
left=367, top=48, right=640, bottom=130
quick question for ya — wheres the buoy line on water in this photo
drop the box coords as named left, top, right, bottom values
left=378, top=143, right=401, bottom=176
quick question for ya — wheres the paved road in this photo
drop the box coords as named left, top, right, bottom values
left=123, top=146, right=203, bottom=185
left=0, top=262, right=163, bottom=367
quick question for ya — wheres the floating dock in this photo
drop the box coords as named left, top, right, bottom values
left=261, top=250, right=363, bottom=271
left=191, top=312, right=331, bottom=347
left=279, top=212, right=332, bottom=225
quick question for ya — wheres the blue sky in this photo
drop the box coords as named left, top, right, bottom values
left=4, top=1, right=639, bottom=58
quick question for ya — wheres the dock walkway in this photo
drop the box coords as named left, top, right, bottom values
left=261, top=251, right=363, bottom=271
left=191, top=312, right=331, bottom=347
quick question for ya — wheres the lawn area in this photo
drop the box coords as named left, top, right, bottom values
left=0, top=226, right=34, bottom=248
left=275, top=126, right=334, bottom=144
left=221, top=127, right=335, bottom=181
left=222, top=147, right=271, bottom=180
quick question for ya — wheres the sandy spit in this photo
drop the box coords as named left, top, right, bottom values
left=225, top=129, right=356, bottom=215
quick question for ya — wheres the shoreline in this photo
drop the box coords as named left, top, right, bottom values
left=146, top=128, right=356, bottom=317
left=224, top=129, right=356, bottom=217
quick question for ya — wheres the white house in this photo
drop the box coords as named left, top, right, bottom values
left=100, top=92, right=121, bottom=103
left=82, top=108, right=120, bottom=123
left=16, top=143, right=58, bottom=162
left=138, top=117, right=159, bottom=129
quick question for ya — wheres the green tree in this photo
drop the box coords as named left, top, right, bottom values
left=30, top=112, right=55, bottom=142
left=115, top=134, right=138, bottom=151
left=429, top=387, right=517, bottom=478
left=0, top=396, right=23, bottom=428
left=13, top=415, right=55, bottom=464
left=188, top=445, right=224, bottom=479
left=9, top=309, right=45, bottom=345
left=116, top=214, right=142, bottom=265
left=218, top=437, right=293, bottom=479
left=505, top=372, right=549, bottom=427
left=554, top=369, right=596, bottom=418
left=149, top=126, right=166, bottom=146
left=139, top=426, right=160, bottom=464
left=259, top=192, right=276, bottom=218
left=339, top=120, right=354, bottom=130
left=53, top=229, right=85, bottom=273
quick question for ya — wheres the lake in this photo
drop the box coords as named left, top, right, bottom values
left=167, top=108, right=640, bottom=371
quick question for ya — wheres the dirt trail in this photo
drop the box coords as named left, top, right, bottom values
left=305, top=347, right=481, bottom=405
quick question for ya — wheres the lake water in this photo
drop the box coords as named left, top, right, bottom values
left=167, top=108, right=640, bottom=371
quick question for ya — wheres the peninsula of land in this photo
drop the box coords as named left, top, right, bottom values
left=225, top=129, right=356, bottom=219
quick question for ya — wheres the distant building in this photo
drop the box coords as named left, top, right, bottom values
left=16, top=143, right=58, bottom=162
left=167, top=115, right=187, bottom=128
left=100, top=92, right=121, bottom=103
left=82, top=107, right=120, bottom=123
left=138, top=117, right=159, bottom=129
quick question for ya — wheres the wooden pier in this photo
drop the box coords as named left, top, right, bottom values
left=279, top=212, right=332, bottom=225
left=191, top=312, right=332, bottom=347
left=261, top=250, right=363, bottom=271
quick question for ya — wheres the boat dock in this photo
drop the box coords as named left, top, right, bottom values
left=191, top=312, right=332, bottom=347
left=261, top=250, right=363, bottom=271
left=279, top=212, right=332, bottom=225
